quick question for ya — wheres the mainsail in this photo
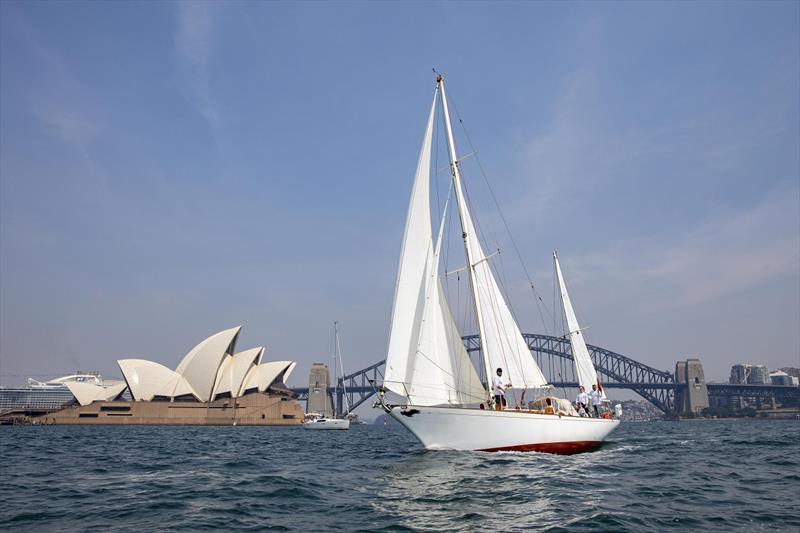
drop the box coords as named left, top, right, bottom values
left=439, top=79, right=549, bottom=390
left=554, top=251, right=604, bottom=397
left=383, top=88, right=483, bottom=405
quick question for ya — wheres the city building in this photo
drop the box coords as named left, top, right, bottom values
left=770, top=371, right=798, bottom=386
left=748, top=365, right=770, bottom=385
left=34, top=326, right=303, bottom=425
left=730, top=363, right=751, bottom=384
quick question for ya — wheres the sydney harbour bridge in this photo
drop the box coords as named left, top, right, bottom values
left=292, top=333, right=799, bottom=417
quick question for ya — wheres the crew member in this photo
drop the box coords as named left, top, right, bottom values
left=575, top=386, right=589, bottom=413
left=590, top=384, right=602, bottom=417
left=492, top=368, right=511, bottom=411
left=544, top=397, right=555, bottom=415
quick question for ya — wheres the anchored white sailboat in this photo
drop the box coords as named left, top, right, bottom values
left=304, top=322, right=351, bottom=430
left=376, top=75, right=619, bottom=453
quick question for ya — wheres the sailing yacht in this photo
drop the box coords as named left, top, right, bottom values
left=304, top=322, right=351, bottom=430
left=375, top=75, right=619, bottom=453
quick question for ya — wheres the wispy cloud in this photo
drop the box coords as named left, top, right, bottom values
left=558, top=183, right=800, bottom=314
left=5, top=8, right=106, bottom=187
left=174, top=0, right=219, bottom=125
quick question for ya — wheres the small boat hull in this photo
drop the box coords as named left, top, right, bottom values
left=302, top=418, right=350, bottom=430
left=388, top=405, right=618, bottom=454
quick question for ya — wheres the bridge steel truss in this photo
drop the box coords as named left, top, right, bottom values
left=294, top=333, right=680, bottom=416
left=292, top=361, right=384, bottom=418
left=293, top=335, right=800, bottom=416
left=519, top=333, right=676, bottom=413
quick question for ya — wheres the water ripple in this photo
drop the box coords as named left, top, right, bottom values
left=0, top=420, right=798, bottom=531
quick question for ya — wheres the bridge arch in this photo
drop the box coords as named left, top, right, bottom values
left=306, top=334, right=676, bottom=416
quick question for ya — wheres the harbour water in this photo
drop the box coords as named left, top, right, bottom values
left=1, top=419, right=798, bottom=531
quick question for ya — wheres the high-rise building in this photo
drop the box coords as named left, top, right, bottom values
left=729, top=364, right=751, bottom=384
left=748, top=365, right=769, bottom=385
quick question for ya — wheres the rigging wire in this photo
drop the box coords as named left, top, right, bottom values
left=446, top=89, right=557, bottom=336
left=442, top=90, right=542, bottom=400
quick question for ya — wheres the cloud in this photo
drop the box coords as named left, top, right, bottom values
left=6, top=8, right=104, bottom=150
left=2, top=8, right=106, bottom=191
left=174, top=0, right=219, bottom=124
left=559, top=183, right=800, bottom=314
left=36, top=107, right=100, bottom=147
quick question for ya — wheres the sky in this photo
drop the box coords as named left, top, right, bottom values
left=1, top=1, right=798, bottom=396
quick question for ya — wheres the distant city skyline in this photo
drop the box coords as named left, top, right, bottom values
left=1, top=1, right=798, bottom=387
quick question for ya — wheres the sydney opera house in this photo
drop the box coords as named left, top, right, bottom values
left=41, top=326, right=304, bottom=425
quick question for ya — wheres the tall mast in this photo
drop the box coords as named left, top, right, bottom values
left=334, top=321, right=350, bottom=415
left=332, top=322, right=337, bottom=417
left=437, top=75, right=492, bottom=399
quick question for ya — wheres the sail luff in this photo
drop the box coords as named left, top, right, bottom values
left=554, top=251, right=603, bottom=396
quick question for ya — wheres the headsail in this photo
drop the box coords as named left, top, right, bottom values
left=554, top=251, right=605, bottom=398
left=383, top=91, right=438, bottom=399
left=409, top=187, right=484, bottom=405
left=384, top=87, right=484, bottom=405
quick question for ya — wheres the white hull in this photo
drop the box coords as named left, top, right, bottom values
left=302, top=418, right=350, bottom=430
left=388, top=405, right=618, bottom=454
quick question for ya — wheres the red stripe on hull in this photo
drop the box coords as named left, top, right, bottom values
left=479, top=440, right=601, bottom=455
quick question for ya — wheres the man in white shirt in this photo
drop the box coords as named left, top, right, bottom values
left=589, top=384, right=602, bottom=417
left=492, top=368, right=511, bottom=411
left=575, top=386, right=589, bottom=413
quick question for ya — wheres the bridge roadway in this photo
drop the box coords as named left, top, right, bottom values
left=291, top=333, right=799, bottom=416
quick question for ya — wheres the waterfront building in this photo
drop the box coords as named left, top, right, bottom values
left=7, top=326, right=304, bottom=425
left=729, top=364, right=751, bottom=384
left=769, top=371, right=798, bottom=386
left=778, top=367, right=800, bottom=379
left=748, top=365, right=770, bottom=385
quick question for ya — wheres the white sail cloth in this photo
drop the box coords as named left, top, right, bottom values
left=384, top=90, right=483, bottom=406
left=456, top=193, right=549, bottom=389
left=554, top=252, right=605, bottom=398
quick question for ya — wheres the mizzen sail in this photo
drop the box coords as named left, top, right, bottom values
left=554, top=251, right=604, bottom=397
